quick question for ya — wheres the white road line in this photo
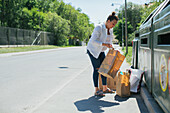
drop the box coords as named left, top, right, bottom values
left=26, top=64, right=90, bottom=113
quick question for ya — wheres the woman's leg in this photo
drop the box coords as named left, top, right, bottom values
left=87, top=50, right=101, bottom=90
left=99, top=52, right=107, bottom=87
left=99, top=52, right=114, bottom=92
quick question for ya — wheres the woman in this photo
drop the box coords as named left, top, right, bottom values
left=87, top=11, right=118, bottom=96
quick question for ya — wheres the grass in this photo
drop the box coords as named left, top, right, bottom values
left=0, top=45, right=60, bottom=54
left=122, top=46, right=132, bottom=65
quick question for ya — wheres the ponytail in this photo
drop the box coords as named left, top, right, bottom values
left=107, top=11, right=119, bottom=21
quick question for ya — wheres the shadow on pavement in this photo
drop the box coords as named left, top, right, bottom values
left=58, top=67, right=69, bottom=69
left=114, top=95, right=129, bottom=102
left=74, top=96, right=119, bottom=113
left=130, top=93, right=149, bottom=113
left=114, top=93, right=149, bottom=113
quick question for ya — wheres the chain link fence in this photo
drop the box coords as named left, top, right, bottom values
left=0, top=27, right=54, bottom=46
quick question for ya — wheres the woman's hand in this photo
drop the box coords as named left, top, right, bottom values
left=102, top=43, right=113, bottom=48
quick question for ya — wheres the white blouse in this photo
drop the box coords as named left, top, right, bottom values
left=87, top=23, right=113, bottom=59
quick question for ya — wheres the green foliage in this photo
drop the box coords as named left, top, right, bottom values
left=113, top=18, right=133, bottom=45
left=0, top=0, right=22, bottom=27
left=56, top=1, right=93, bottom=41
left=114, top=1, right=164, bottom=46
left=0, top=0, right=94, bottom=46
left=3, top=1, right=163, bottom=47
left=118, top=2, right=143, bottom=32
left=122, top=46, right=132, bottom=64
left=44, top=12, right=70, bottom=46
left=114, top=2, right=142, bottom=46
left=140, top=1, right=163, bottom=24
left=128, top=32, right=135, bottom=46
left=25, top=0, right=37, bottom=10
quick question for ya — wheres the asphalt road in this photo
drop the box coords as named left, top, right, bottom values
left=0, top=46, right=149, bottom=113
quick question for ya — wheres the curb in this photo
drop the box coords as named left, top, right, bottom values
left=0, top=49, right=58, bottom=57
left=140, top=85, right=164, bottom=113
left=0, top=47, right=83, bottom=57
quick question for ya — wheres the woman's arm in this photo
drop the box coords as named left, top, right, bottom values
left=90, top=26, right=103, bottom=46
left=102, top=43, right=113, bottom=48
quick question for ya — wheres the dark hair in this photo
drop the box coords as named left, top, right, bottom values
left=106, top=11, right=119, bottom=21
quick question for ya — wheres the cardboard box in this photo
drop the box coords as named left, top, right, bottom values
left=99, top=73, right=117, bottom=90
left=98, top=49, right=125, bottom=79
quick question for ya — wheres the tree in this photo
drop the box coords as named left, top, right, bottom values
left=118, top=2, right=143, bottom=32
left=44, top=12, right=70, bottom=46
left=25, top=0, right=37, bottom=10
left=114, top=1, right=163, bottom=46
left=113, top=18, right=133, bottom=45
left=56, top=1, right=93, bottom=42
left=140, top=1, right=163, bottom=24
left=0, top=0, right=94, bottom=46
left=0, top=0, right=21, bottom=27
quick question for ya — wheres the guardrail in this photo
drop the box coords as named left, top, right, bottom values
left=0, top=27, right=54, bottom=46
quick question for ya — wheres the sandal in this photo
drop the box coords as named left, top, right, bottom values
left=95, top=90, right=105, bottom=97
left=103, top=88, right=115, bottom=93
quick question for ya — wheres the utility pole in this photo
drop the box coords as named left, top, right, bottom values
left=125, top=0, right=128, bottom=54
left=122, top=12, right=124, bottom=50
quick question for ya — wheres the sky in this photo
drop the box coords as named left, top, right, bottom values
left=63, top=0, right=151, bottom=26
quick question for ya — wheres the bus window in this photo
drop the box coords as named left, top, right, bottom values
left=141, top=38, right=148, bottom=44
left=158, top=33, right=170, bottom=45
